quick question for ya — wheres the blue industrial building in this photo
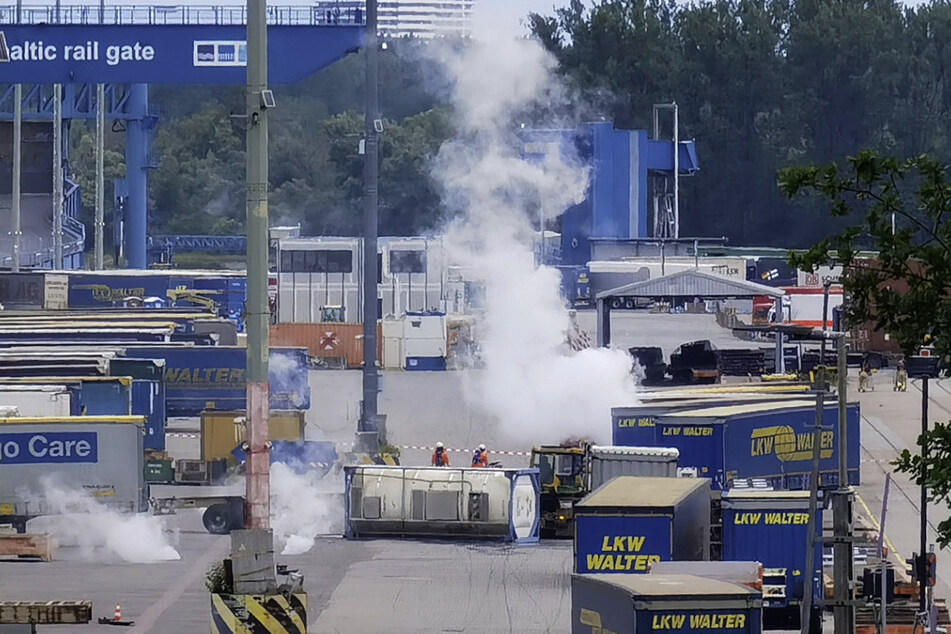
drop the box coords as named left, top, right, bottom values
left=522, top=121, right=700, bottom=304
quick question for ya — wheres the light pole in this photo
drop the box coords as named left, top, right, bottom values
left=359, top=0, right=381, bottom=453
left=906, top=352, right=941, bottom=618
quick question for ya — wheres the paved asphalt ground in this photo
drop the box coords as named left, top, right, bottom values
left=0, top=313, right=946, bottom=633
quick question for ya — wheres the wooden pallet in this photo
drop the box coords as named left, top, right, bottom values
left=0, top=533, right=55, bottom=561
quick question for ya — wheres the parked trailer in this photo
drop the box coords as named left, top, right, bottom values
left=720, top=490, right=823, bottom=631
left=613, top=394, right=816, bottom=446
left=617, top=401, right=861, bottom=490
left=0, top=416, right=147, bottom=532
left=0, top=376, right=168, bottom=451
left=574, top=476, right=711, bottom=574
left=571, top=573, right=763, bottom=634
left=0, top=385, right=73, bottom=417
left=0, top=327, right=176, bottom=343
left=150, top=441, right=338, bottom=534
left=124, top=345, right=310, bottom=415
left=344, top=465, right=541, bottom=543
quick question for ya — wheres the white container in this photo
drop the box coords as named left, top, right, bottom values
left=588, top=446, right=680, bottom=491
left=381, top=319, right=404, bottom=369
left=344, top=465, right=540, bottom=543
left=0, top=386, right=72, bottom=418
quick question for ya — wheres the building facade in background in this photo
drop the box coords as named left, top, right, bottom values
left=378, top=0, right=475, bottom=37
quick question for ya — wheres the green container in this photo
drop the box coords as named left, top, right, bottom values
left=145, top=459, right=174, bottom=484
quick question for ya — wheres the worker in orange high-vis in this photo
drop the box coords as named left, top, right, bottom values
left=432, top=442, right=450, bottom=467
left=472, top=444, right=489, bottom=468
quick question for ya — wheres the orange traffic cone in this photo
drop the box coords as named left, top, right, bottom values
left=97, top=602, right=134, bottom=627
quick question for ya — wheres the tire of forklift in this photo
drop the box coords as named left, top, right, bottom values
left=203, top=504, right=234, bottom=535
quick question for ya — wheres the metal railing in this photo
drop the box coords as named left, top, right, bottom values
left=0, top=3, right=365, bottom=26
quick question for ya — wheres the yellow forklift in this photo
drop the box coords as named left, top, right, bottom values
left=529, top=441, right=589, bottom=538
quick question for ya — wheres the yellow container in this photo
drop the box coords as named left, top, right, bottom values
left=200, top=410, right=306, bottom=463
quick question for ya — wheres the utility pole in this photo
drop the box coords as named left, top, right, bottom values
left=52, top=85, right=63, bottom=269
left=359, top=0, right=380, bottom=453
left=879, top=474, right=891, bottom=634
left=245, top=0, right=270, bottom=531
left=11, top=84, right=21, bottom=272
left=801, top=388, right=826, bottom=633
left=831, top=331, right=855, bottom=634
left=95, top=83, right=105, bottom=270
left=920, top=377, right=929, bottom=617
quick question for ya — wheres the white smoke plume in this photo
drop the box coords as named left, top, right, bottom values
left=429, top=31, right=638, bottom=445
left=270, top=462, right=343, bottom=555
left=28, top=477, right=179, bottom=563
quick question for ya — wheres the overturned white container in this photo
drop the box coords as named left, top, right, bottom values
left=344, top=465, right=540, bottom=543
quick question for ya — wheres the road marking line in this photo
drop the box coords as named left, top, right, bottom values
left=128, top=537, right=230, bottom=634
left=855, top=492, right=904, bottom=566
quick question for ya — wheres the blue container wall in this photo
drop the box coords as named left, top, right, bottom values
left=124, top=346, right=310, bottom=416
left=722, top=506, right=823, bottom=607
left=571, top=578, right=762, bottom=634
left=722, top=404, right=861, bottom=489
left=80, top=380, right=132, bottom=416
left=613, top=409, right=672, bottom=445
left=575, top=514, right=673, bottom=574
left=131, top=379, right=166, bottom=452
left=616, top=404, right=861, bottom=490
left=68, top=273, right=247, bottom=318
left=613, top=417, right=724, bottom=481
left=636, top=608, right=762, bottom=634
left=68, top=274, right=172, bottom=306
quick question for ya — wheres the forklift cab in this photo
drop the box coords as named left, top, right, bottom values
left=530, top=446, right=585, bottom=494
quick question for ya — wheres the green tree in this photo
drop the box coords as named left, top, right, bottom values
left=149, top=106, right=245, bottom=235
left=779, top=149, right=951, bottom=545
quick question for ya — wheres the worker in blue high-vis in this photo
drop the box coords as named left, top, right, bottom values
left=432, top=442, right=450, bottom=467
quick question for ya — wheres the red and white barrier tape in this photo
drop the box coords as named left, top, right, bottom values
left=399, top=445, right=532, bottom=457
left=166, top=434, right=532, bottom=458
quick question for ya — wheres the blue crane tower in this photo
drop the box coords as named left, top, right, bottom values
left=0, top=3, right=364, bottom=269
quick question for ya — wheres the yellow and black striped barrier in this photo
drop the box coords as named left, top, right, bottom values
left=343, top=452, right=400, bottom=466
left=211, top=592, right=307, bottom=633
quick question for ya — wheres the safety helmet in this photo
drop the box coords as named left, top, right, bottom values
left=479, top=444, right=486, bottom=451
left=436, top=442, right=444, bottom=449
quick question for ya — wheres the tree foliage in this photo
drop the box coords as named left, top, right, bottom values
left=531, top=0, right=951, bottom=245
left=778, top=149, right=951, bottom=545
left=63, top=2, right=951, bottom=246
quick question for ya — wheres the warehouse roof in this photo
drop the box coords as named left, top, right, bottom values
left=577, top=573, right=759, bottom=598
left=577, top=476, right=709, bottom=508
left=597, top=269, right=784, bottom=300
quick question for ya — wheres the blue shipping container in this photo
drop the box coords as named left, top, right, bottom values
left=130, top=379, right=166, bottom=452
left=721, top=491, right=823, bottom=616
left=575, top=514, right=672, bottom=573
left=615, top=401, right=861, bottom=490
left=612, top=395, right=816, bottom=445
left=123, top=346, right=310, bottom=416
left=574, top=476, right=711, bottom=574
left=571, top=574, right=763, bottom=634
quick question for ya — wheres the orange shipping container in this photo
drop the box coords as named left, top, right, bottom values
left=270, top=322, right=383, bottom=369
